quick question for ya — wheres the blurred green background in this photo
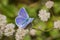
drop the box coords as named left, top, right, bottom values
left=0, top=0, right=60, bottom=40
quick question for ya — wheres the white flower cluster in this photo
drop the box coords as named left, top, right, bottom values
left=0, top=14, right=15, bottom=39
left=0, top=14, right=7, bottom=26
left=0, top=30, right=3, bottom=39
left=15, top=28, right=29, bottom=40
left=0, top=14, right=7, bottom=39
left=4, top=23, right=15, bottom=36
left=29, top=29, right=36, bottom=36
left=45, top=1, right=54, bottom=8
left=38, top=9, right=50, bottom=21
left=54, top=20, right=60, bottom=29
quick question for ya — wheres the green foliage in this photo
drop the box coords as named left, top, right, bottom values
left=0, top=5, right=17, bottom=18
left=53, top=0, right=60, bottom=2
left=36, top=30, right=42, bottom=37
left=32, top=18, right=46, bottom=31
left=36, top=37, right=43, bottom=40
left=46, top=17, right=54, bottom=31
left=24, top=35, right=31, bottom=40
left=53, top=2, right=60, bottom=15
left=0, top=0, right=8, bottom=5
left=0, top=3, right=18, bottom=23
left=50, top=29, right=60, bottom=38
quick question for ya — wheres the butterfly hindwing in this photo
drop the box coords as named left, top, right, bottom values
left=15, top=16, right=26, bottom=28
left=19, top=18, right=34, bottom=28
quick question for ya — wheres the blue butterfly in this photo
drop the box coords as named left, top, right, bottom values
left=15, top=7, right=34, bottom=28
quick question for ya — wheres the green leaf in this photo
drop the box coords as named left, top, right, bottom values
left=18, top=4, right=27, bottom=9
left=0, top=5, right=17, bottom=18
left=46, top=18, right=54, bottom=31
left=1, top=0, right=8, bottom=5
left=50, top=29, right=60, bottom=38
left=36, top=37, right=43, bottom=40
left=32, top=18, right=46, bottom=31
left=7, top=17, right=15, bottom=23
left=26, top=7, right=37, bottom=18
left=36, top=30, right=42, bottom=37
left=53, top=0, right=60, bottom=2
left=24, top=35, right=31, bottom=40
left=53, top=2, right=60, bottom=15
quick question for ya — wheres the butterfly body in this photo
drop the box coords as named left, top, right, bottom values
left=22, top=18, right=29, bottom=25
left=15, top=7, right=34, bottom=28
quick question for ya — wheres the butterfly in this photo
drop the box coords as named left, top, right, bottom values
left=15, top=7, right=34, bottom=28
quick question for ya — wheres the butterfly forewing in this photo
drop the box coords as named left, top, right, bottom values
left=18, top=7, right=29, bottom=18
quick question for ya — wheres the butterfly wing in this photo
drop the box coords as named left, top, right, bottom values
left=18, top=7, right=29, bottom=18
left=15, top=16, right=26, bottom=28
left=28, top=18, right=34, bottom=24
left=20, top=18, right=34, bottom=28
left=15, top=7, right=34, bottom=28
